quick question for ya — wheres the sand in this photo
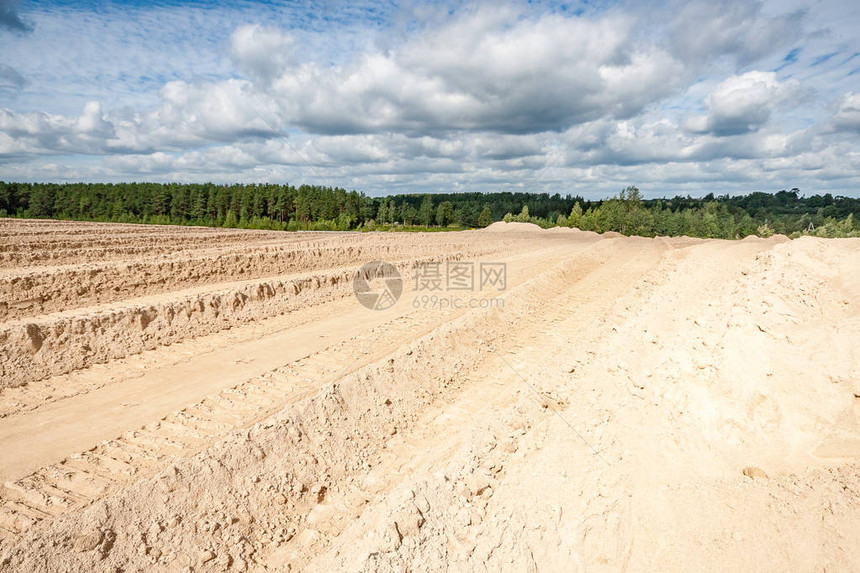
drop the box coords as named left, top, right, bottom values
left=483, top=221, right=544, bottom=232
left=0, top=218, right=858, bottom=571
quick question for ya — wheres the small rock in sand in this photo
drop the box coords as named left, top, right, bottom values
left=742, top=466, right=768, bottom=479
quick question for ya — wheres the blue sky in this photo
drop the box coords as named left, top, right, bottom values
left=1, top=0, right=858, bottom=198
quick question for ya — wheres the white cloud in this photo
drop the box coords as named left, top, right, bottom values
left=0, top=101, right=115, bottom=155
left=255, top=8, right=684, bottom=135
left=686, top=71, right=802, bottom=136
left=0, top=0, right=859, bottom=198
left=230, top=25, right=298, bottom=85
left=668, top=0, right=805, bottom=65
left=832, top=92, right=860, bottom=132
left=110, top=79, right=277, bottom=152
left=0, top=63, right=26, bottom=92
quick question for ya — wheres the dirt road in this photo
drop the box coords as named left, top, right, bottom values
left=0, top=219, right=858, bottom=571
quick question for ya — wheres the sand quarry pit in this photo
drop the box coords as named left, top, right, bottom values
left=0, top=218, right=859, bottom=571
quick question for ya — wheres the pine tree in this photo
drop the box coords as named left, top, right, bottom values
left=377, top=201, right=389, bottom=224
left=224, top=210, right=238, bottom=228
left=568, top=202, right=583, bottom=228
left=436, top=201, right=454, bottom=226
left=478, top=205, right=493, bottom=227
left=400, top=202, right=418, bottom=225
left=515, top=204, right=529, bottom=222
left=418, top=195, right=434, bottom=226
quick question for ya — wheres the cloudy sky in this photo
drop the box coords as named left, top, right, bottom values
left=0, top=0, right=858, bottom=198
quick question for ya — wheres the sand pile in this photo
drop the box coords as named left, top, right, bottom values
left=483, top=221, right=544, bottom=232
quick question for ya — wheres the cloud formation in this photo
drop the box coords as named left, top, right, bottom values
left=667, top=1, right=805, bottom=65
left=0, top=63, right=26, bottom=92
left=0, top=0, right=31, bottom=33
left=833, top=92, right=860, bottom=132
left=235, top=12, right=683, bottom=136
left=685, top=71, right=802, bottom=135
left=0, top=0, right=858, bottom=198
left=0, top=102, right=114, bottom=156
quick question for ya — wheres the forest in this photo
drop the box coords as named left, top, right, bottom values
left=0, top=181, right=858, bottom=238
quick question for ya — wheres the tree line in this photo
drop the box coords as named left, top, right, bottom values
left=0, top=181, right=857, bottom=238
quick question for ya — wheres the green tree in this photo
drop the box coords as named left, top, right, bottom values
left=224, top=209, right=238, bottom=228
left=5, top=182, right=859, bottom=239
left=515, top=204, right=530, bottom=222
left=400, top=202, right=418, bottom=225
left=618, top=186, right=645, bottom=235
left=28, top=185, right=54, bottom=217
left=295, top=191, right=311, bottom=229
left=478, top=205, right=493, bottom=227
left=567, top=202, right=583, bottom=228
left=757, top=222, right=775, bottom=237
left=377, top=201, right=389, bottom=224
left=418, top=195, right=434, bottom=226
left=343, top=191, right=361, bottom=226
left=436, top=201, right=454, bottom=226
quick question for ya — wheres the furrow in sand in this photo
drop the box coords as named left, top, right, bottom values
left=0, top=230, right=526, bottom=320
left=0, top=239, right=598, bottom=542
left=0, top=232, right=669, bottom=570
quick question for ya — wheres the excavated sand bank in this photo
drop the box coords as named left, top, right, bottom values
left=0, top=219, right=857, bottom=572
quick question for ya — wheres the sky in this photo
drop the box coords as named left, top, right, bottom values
left=0, top=0, right=858, bottom=199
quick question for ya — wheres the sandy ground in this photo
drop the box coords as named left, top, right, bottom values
left=0, top=218, right=858, bottom=572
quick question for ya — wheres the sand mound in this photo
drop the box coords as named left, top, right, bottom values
left=483, top=221, right=544, bottom=232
